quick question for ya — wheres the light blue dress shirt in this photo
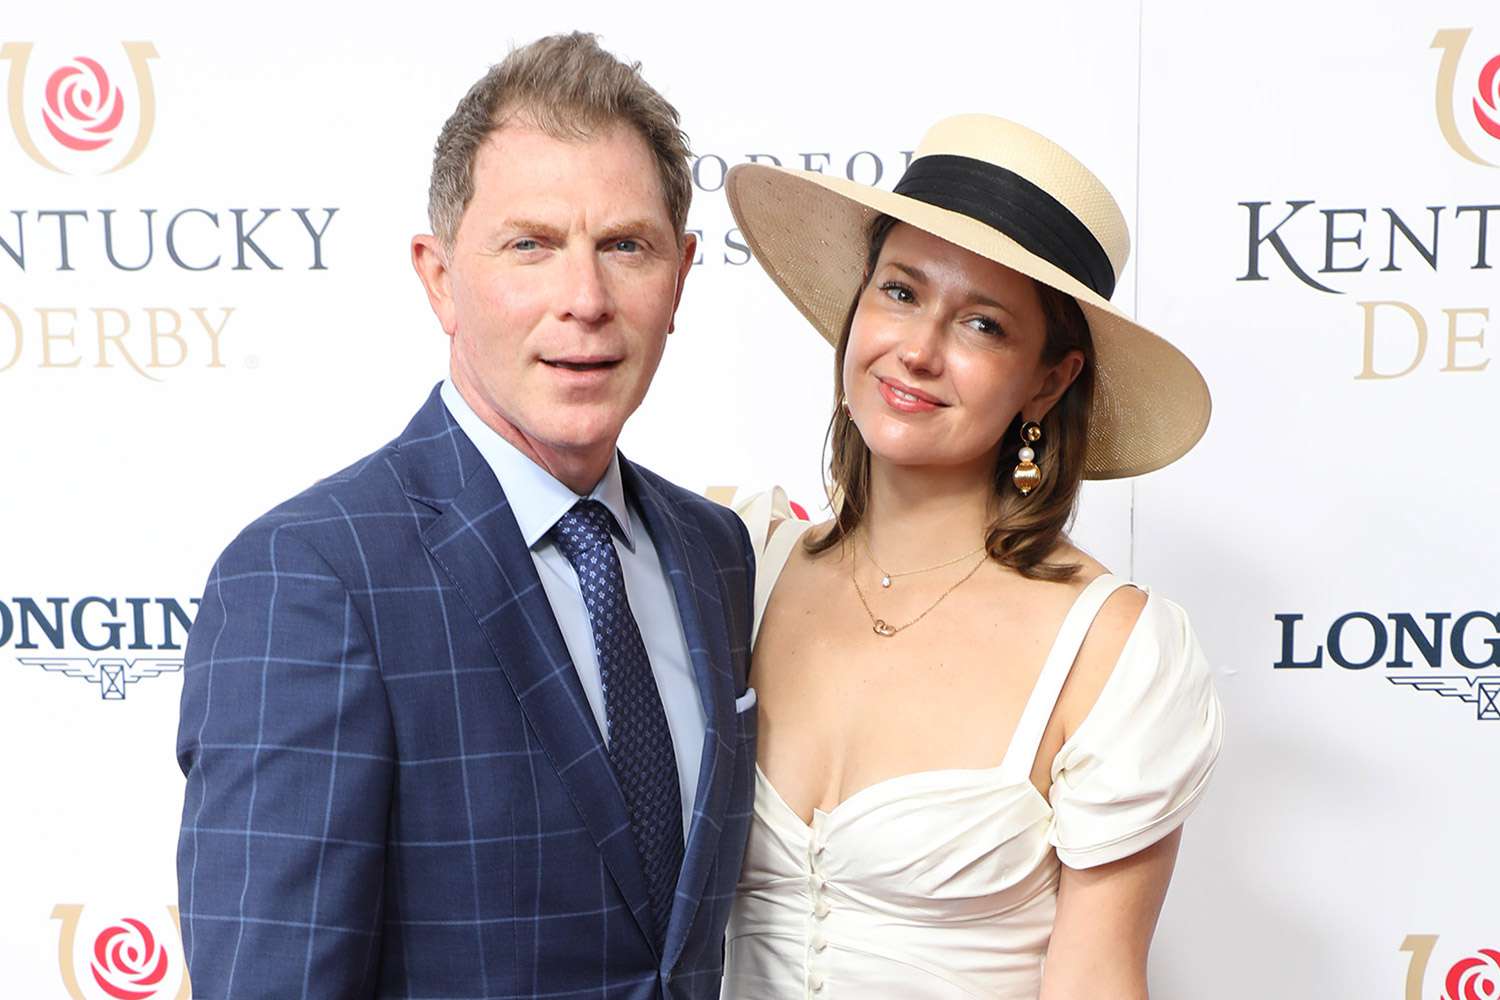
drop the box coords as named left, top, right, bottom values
left=440, top=380, right=704, bottom=837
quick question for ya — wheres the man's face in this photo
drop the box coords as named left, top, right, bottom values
left=414, top=121, right=694, bottom=489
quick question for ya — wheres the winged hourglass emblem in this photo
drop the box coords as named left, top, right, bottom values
left=1387, top=675, right=1500, bottom=721
left=19, top=657, right=184, bottom=699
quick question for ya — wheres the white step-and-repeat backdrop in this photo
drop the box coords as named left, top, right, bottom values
left=1, top=1, right=1494, bottom=997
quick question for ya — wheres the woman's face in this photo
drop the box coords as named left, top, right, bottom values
left=843, top=222, right=1082, bottom=476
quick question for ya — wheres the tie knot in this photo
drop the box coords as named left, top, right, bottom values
left=551, top=499, right=618, bottom=562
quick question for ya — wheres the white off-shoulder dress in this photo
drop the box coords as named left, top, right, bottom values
left=722, top=491, right=1225, bottom=1000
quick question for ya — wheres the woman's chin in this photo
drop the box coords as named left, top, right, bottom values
left=866, top=442, right=964, bottom=472
left=862, top=431, right=998, bottom=478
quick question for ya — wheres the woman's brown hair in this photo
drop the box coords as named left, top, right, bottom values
left=805, top=215, right=1097, bottom=582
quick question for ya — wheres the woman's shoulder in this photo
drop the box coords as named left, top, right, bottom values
left=1047, top=550, right=1201, bottom=739
left=1066, top=580, right=1211, bottom=732
left=1047, top=545, right=1151, bottom=655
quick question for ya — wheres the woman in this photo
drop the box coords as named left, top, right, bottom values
left=719, top=115, right=1224, bottom=998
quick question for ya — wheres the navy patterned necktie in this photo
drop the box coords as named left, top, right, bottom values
left=550, top=499, right=685, bottom=948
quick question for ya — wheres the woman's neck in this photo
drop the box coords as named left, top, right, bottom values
left=860, top=458, right=996, bottom=570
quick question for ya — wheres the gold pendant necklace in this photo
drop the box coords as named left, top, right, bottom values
left=862, top=536, right=987, bottom=589
left=851, top=542, right=988, bottom=637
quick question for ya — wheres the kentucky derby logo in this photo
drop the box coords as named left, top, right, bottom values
left=1431, top=28, right=1500, bottom=166
left=52, top=905, right=190, bottom=1000
left=1404, top=935, right=1500, bottom=1000
left=0, top=41, right=158, bottom=174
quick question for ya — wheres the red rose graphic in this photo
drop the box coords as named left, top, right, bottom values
left=1446, top=949, right=1500, bottom=1000
left=90, top=918, right=169, bottom=1000
left=41, top=55, right=124, bottom=152
left=1476, top=54, right=1500, bottom=141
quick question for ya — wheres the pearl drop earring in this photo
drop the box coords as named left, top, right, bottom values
left=1013, top=421, right=1043, bottom=496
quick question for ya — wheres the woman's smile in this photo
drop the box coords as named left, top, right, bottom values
left=875, top=375, right=948, bottom=413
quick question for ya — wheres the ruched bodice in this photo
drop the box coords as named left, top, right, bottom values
left=722, top=492, right=1223, bottom=999
left=730, top=765, right=1063, bottom=998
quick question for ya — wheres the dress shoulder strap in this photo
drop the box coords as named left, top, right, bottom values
left=753, top=518, right=816, bottom=643
left=997, top=573, right=1134, bottom=783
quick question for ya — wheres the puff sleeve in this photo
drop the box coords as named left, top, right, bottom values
left=1047, top=593, right=1224, bottom=869
left=727, top=486, right=798, bottom=556
left=726, top=487, right=810, bottom=640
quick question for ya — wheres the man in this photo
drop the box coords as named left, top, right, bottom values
left=176, top=33, right=757, bottom=999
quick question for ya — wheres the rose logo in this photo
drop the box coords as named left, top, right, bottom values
left=1475, top=54, right=1500, bottom=141
left=1431, top=29, right=1499, bottom=167
left=90, top=918, right=169, bottom=1000
left=41, top=55, right=124, bottom=151
left=0, top=41, right=157, bottom=173
left=1446, top=949, right=1500, bottom=1000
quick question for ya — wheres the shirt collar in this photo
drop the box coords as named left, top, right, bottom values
left=440, top=379, right=636, bottom=552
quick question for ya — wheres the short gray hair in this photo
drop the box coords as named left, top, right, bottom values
left=427, top=32, right=693, bottom=248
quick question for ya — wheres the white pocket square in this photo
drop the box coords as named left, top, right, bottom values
left=734, top=687, right=757, bottom=713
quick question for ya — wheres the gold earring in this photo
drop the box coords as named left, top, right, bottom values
left=1013, top=421, right=1042, bottom=495
left=840, top=396, right=852, bottom=417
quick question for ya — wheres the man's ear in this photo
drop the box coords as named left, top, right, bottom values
left=667, top=231, right=698, bottom=334
left=412, top=234, right=457, bottom=336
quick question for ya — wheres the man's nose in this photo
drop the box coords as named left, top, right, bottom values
left=559, top=246, right=614, bottom=326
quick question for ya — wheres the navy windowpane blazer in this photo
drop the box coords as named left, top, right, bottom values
left=176, top=385, right=757, bottom=999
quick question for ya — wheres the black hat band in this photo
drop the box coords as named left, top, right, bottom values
left=892, top=153, right=1117, bottom=300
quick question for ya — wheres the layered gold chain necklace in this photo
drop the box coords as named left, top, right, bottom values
left=851, top=538, right=989, bottom=637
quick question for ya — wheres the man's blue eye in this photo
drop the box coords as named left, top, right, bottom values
left=615, top=239, right=640, bottom=252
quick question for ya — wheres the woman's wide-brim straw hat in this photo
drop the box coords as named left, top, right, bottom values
left=724, top=114, right=1210, bottom=480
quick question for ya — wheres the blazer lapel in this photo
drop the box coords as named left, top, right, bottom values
left=623, top=461, right=738, bottom=971
left=409, top=423, right=657, bottom=954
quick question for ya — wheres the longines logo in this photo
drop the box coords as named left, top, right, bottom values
left=52, top=905, right=190, bottom=999
left=1235, top=28, right=1497, bottom=381
left=1403, top=935, right=1500, bottom=1000
left=685, top=147, right=911, bottom=266
left=1275, top=610, right=1499, bottom=721
left=0, top=42, right=157, bottom=175
left=1, top=39, right=341, bottom=381
left=4, top=595, right=198, bottom=700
